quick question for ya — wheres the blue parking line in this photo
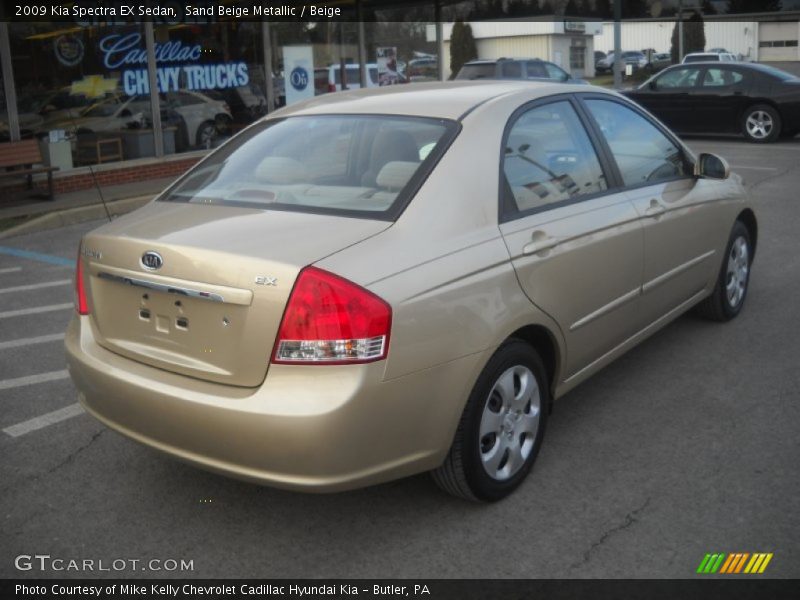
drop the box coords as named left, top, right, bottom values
left=0, top=246, right=73, bottom=267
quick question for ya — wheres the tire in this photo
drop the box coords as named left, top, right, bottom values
left=196, top=121, right=217, bottom=149
left=694, top=221, right=753, bottom=322
left=742, top=104, right=781, bottom=143
left=432, top=340, right=548, bottom=502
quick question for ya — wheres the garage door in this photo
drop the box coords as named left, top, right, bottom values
left=760, top=22, right=799, bottom=61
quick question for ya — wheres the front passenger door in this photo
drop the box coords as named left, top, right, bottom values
left=498, top=98, right=644, bottom=379
left=582, top=98, right=723, bottom=327
left=636, top=66, right=702, bottom=131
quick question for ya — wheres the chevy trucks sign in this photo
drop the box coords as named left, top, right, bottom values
left=99, top=32, right=249, bottom=95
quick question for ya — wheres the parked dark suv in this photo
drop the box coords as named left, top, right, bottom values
left=455, top=58, right=586, bottom=84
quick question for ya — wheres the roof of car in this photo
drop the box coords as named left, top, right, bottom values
left=463, top=57, right=546, bottom=64
left=270, top=80, right=612, bottom=120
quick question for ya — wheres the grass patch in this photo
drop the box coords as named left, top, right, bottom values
left=586, top=74, right=614, bottom=88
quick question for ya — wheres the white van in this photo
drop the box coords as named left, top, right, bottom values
left=324, top=63, right=379, bottom=92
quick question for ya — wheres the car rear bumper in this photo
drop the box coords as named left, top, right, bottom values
left=65, top=316, right=486, bottom=492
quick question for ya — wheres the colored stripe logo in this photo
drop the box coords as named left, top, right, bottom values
left=696, top=553, right=773, bottom=574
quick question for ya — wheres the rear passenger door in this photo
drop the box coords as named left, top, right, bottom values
left=690, top=66, right=750, bottom=133
left=498, top=97, right=644, bottom=379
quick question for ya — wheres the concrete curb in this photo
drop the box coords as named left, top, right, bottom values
left=0, top=195, right=154, bottom=240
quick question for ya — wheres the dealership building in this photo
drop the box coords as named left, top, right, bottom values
left=1, top=0, right=799, bottom=195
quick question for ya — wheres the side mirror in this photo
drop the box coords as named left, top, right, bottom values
left=119, top=109, right=132, bottom=118
left=648, top=80, right=657, bottom=90
left=564, top=73, right=571, bottom=81
left=695, top=152, right=730, bottom=180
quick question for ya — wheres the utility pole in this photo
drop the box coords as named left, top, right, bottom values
left=613, top=0, right=622, bottom=88
left=678, top=0, right=684, bottom=62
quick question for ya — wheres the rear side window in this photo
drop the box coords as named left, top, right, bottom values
left=655, top=67, right=701, bottom=88
left=526, top=61, right=548, bottom=78
left=160, top=115, right=457, bottom=220
left=501, top=61, right=522, bottom=78
left=702, top=68, right=744, bottom=87
left=585, top=99, right=689, bottom=187
left=502, top=100, right=607, bottom=214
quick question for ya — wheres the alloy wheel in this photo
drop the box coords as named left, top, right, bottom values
left=746, top=111, right=773, bottom=140
left=726, top=236, right=749, bottom=308
left=479, top=365, right=541, bottom=481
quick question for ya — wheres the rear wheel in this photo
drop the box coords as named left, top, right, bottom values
left=432, top=340, right=548, bottom=502
left=742, top=104, right=781, bottom=143
left=695, top=221, right=752, bottom=321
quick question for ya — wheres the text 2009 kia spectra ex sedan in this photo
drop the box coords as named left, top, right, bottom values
left=66, top=81, right=757, bottom=501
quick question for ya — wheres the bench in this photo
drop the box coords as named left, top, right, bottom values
left=0, top=139, right=59, bottom=200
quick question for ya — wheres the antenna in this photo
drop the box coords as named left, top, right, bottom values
left=62, top=100, right=117, bottom=223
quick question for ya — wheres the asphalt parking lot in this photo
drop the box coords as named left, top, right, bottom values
left=1, top=137, right=798, bottom=580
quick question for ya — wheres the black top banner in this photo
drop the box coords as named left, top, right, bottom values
left=2, top=0, right=799, bottom=23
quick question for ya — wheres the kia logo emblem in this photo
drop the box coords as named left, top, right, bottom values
left=140, top=251, right=163, bottom=271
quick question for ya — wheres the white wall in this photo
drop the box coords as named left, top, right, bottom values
left=440, top=35, right=595, bottom=79
left=596, top=21, right=759, bottom=61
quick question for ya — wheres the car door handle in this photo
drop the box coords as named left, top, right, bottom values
left=522, top=231, right=559, bottom=255
left=644, top=199, right=666, bottom=218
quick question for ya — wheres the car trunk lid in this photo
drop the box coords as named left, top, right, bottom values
left=80, top=201, right=390, bottom=387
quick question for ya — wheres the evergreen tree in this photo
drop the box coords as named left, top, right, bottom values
left=449, top=21, right=478, bottom=80
left=564, top=0, right=579, bottom=16
left=594, top=0, right=612, bottom=19
left=727, top=0, right=781, bottom=14
left=670, top=11, right=706, bottom=64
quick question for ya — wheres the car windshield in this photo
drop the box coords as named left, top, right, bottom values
left=160, top=114, right=457, bottom=219
left=456, top=64, right=496, bottom=80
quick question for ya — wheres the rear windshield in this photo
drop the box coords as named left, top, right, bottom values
left=683, top=55, right=718, bottom=63
left=159, top=115, right=458, bottom=220
left=751, top=63, right=799, bottom=81
left=456, top=64, right=496, bottom=80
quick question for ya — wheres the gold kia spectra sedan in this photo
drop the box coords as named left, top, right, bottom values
left=66, top=82, right=757, bottom=501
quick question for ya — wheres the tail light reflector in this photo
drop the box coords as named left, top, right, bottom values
left=272, top=266, right=391, bottom=364
left=75, top=252, right=89, bottom=315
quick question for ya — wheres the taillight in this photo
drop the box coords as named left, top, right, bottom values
left=328, top=83, right=336, bottom=93
left=75, top=252, right=89, bottom=315
left=272, top=266, right=391, bottom=364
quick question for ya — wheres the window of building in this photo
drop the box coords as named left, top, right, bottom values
left=9, top=23, right=153, bottom=169
left=569, top=44, right=586, bottom=70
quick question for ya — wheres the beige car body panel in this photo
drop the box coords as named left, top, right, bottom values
left=65, top=81, right=756, bottom=491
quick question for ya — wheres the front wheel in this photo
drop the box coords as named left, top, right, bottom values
left=694, top=221, right=753, bottom=321
left=742, top=104, right=781, bottom=143
left=432, top=340, right=548, bottom=502
left=196, top=121, right=218, bottom=149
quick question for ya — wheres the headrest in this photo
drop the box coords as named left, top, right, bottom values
left=375, top=161, right=419, bottom=191
left=254, top=156, right=308, bottom=184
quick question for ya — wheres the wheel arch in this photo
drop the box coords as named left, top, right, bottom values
left=739, top=99, right=783, bottom=128
left=736, top=208, right=758, bottom=260
left=506, top=324, right=561, bottom=406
